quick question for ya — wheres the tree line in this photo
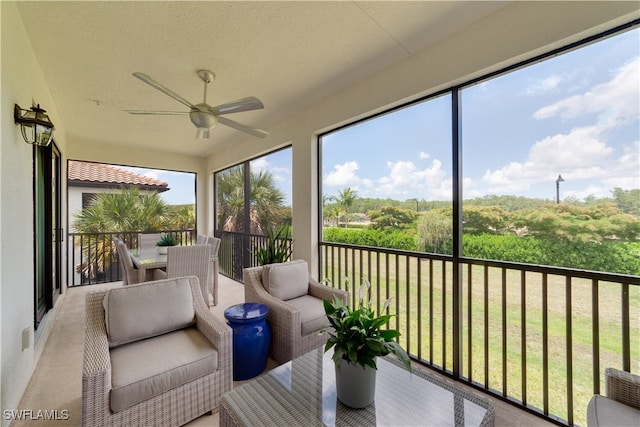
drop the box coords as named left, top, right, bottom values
left=323, top=187, right=640, bottom=275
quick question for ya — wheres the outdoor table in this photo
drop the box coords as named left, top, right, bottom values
left=130, top=247, right=167, bottom=282
left=220, top=347, right=495, bottom=426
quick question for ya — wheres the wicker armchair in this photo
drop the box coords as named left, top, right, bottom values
left=587, top=367, right=640, bottom=426
left=243, top=259, right=349, bottom=364
left=166, top=244, right=212, bottom=306
left=82, top=276, right=232, bottom=426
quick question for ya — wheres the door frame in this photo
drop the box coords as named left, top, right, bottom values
left=33, top=141, right=62, bottom=328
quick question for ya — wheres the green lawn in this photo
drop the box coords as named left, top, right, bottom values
left=321, top=247, right=640, bottom=426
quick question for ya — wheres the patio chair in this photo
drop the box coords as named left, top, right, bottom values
left=243, top=259, right=349, bottom=364
left=138, top=232, right=163, bottom=249
left=82, top=276, right=232, bottom=426
left=587, top=367, right=640, bottom=426
left=115, top=240, right=164, bottom=285
left=204, top=236, right=221, bottom=306
left=112, top=237, right=128, bottom=285
left=165, top=244, right=212, bottom=306
left=196, top=233, right=208, bottom=245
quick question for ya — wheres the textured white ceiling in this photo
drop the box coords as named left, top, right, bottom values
left=16, top=1, right=509, bottom=158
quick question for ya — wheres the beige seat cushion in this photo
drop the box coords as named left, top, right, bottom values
left=110, top=327, right=218, bottom=413
left=103, top=278, right=195, bottom=348
left=587, top=394, right=640, bottom=427
left=261, top=260, right=309, bottom=301
left=286, top=295, right=329, bottom=336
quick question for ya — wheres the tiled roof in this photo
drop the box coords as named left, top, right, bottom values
left=68, top=160, right=169, bottom=190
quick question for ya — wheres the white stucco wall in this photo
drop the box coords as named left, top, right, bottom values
left=1, top=2, right=68, bottom=423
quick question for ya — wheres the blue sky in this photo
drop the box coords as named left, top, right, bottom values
left=120, top=166, right=196, bottom=205
left=322, top=27, right=639, bottom=202
left=124, top=27, right=638, bottom=206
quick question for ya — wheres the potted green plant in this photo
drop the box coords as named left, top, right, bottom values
left=156, top=234, right=179, bottom=254
left=253, top=224, right=293, bottom=265
left=324, top=278, right=411, bottom=408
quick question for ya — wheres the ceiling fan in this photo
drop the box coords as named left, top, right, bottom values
left=125, top=69, right=268, bottom=139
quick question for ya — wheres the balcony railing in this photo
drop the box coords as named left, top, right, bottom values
left=215, top=230, right=293, bottom=281
left=320, top=241, right=639, bottom=426
left=67, top=229, right=195, bottom=286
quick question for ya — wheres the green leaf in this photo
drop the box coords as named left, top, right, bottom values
left=322, top=279, right=411, bottom=372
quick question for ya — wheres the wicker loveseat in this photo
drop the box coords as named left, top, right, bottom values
left=587, top=367, right=640, bottom=426
left=82, top=276, right=232, bottom=426
left=243, top=259, right=349, bottom=364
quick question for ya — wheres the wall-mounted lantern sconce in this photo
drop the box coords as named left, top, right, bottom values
left=14, top=103, right=55, bottom=147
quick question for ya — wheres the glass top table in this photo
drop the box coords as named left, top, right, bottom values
left=130, top=247, right=167, bottom=270
left=220, top=347, right=495, bottom=426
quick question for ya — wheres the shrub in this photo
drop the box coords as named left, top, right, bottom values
left=323, top=228, right=415, bottom=251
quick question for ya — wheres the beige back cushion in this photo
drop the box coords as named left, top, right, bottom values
left=104, top=277, right=195, bottom=348
left=261, top=259, right=309, bottom=301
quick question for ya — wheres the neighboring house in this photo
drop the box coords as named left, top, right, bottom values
left=67, top=160, right=169, bottom=231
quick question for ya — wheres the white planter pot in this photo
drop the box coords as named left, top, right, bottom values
left=156, top=246, right=168, bottom=255
left=335, top=359, right=377, bottom=408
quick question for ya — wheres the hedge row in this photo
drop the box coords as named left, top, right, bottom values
left=322, top=227, right=640, bottom=275
left=323, top=228, right=415, bottom=251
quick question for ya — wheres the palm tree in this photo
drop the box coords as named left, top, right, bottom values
left=167, top=205, right=195, bottom=230
left=324, top=204, right=341, bottom=227
left=73, top=187, right=171, bottom=233
left=72, top=187, right=171, bottom=279
left=217, top=166, right=288, bottom=234
left=333, top=187, right=358, bottom=228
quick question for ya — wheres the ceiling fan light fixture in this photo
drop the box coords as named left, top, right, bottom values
left=195, top=128, right=210, bottom=139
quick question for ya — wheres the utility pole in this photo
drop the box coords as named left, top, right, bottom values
left=555, top=174, right=564, bottom=204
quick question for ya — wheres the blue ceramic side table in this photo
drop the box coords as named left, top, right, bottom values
left=224, top=302, right=271, bottom=381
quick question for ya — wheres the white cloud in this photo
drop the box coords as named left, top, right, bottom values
left=144, top=171, right=159, bottom=180
left=376, top=158, right=449, bottom=199
left=251, top=158, right=269, bottom=172
left=419, top=152, right=430, bottom=160
left=324, top=161, right=373, bottom=189
left=528, top=125, right=613, bottom=169
left=482, top=124, right=614, bottom=191
left=250, top=158, right=290, bottom=185
left=533, top=56, right=639, bottom=123
left=480, top=57, right=639, bottom=198
left=526, top=74, right=567, bottom=95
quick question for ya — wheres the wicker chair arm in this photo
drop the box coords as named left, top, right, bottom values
left=82, top=291, right=113, bottom=424
left=308, top=278, right=349, bottom=305
left=189, top=277, right=232, bottom=352
left=606, top=367, right=640, bottom=410
left=83, top=291, right=112, bottom=377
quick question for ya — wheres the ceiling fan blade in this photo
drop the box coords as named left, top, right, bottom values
left=210, top=96, right=264, bottom=115
left=125, top=110, right=188, bottom=115
left=132, top=72, right=197, bottom=110
left=218, top=116, right=269, bottom=138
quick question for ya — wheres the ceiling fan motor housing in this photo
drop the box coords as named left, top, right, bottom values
left=190, top=103, right=218, bottom=131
